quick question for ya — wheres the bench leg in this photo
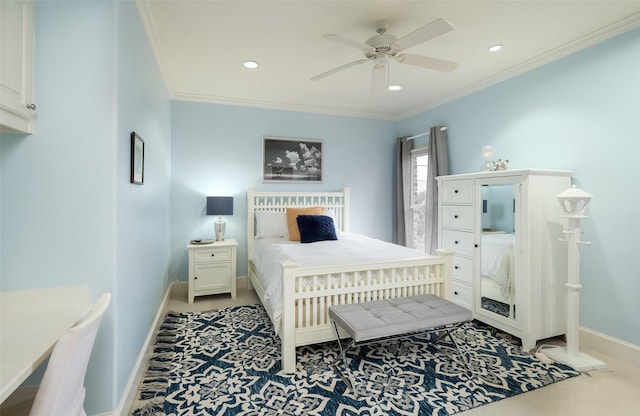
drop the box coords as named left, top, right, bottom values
left=446, top=327, right=472, bottom=373
left=331, top=320, right=357, bottom=392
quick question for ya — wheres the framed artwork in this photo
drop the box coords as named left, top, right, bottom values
left=262, top=136, right=322, bottom=182
left=130, top=131, right=144, bottom=184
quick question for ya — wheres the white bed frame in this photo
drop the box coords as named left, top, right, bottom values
left=246, top=187, right=454, bottom=373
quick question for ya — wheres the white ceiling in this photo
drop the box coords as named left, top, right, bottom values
left=137, top=1, right=640, bottom=120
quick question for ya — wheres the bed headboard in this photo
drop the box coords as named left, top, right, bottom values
left=246, top=187, right=351, bottom=254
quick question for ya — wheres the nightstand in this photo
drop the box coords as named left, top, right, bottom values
left=187, top=239, right=237, bottom=303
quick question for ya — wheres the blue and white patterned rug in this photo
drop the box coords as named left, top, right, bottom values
left=129, top=304, right=579, bottom=415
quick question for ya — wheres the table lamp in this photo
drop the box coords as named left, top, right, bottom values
left=207, top=196, right=233, bottom=241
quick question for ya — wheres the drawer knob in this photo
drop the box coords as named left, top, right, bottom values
left=474, top=244, right=478, bottom=248
left=454, top=189, right=459, bottom=194
left=454, top=291, right=459, bottom=295
left=195, top=276, right=198, bottom=280
left=454, top=265, right=459, bottom=269
left=454, top=215, right=458, bottom=219
left=211, top=253, right=215, bottom=257
left=454, top=240, right=459, bottom=244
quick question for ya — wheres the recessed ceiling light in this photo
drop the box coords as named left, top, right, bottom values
left=488, top=44, right=503, bottom=52
left=389, top=85, right=402, bottom=91
left=243, top=60, right=259, bottom=69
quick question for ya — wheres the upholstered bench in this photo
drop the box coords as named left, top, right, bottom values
left=328, top=294, right=473, bottom=391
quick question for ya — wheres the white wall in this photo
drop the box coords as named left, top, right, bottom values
left=400, top=28, right=640, bottom=347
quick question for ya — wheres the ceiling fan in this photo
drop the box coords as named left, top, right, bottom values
left=311, top=18, right=458, bottom=91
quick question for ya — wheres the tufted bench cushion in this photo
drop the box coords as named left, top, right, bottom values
left=328, top=294, right=472, bottom=342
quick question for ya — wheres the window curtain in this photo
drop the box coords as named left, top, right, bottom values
left=393, top=136, right=411, bottom=246
left=425, top=126, right=449, bottom=254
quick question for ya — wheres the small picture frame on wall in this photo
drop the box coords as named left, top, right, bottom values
left=262, top=136, right=322, bottom=182
left=130, top=131, right=144, bottom=184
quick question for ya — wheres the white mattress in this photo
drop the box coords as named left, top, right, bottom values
left=250, top=232, right=430, bottom=334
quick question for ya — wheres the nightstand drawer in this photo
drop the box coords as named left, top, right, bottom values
left=441, top=205, right=474, bottom=230
left=195, top=247, right=231, bottom=263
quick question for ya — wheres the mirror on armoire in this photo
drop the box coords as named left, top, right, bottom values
left=479, top=183, right=516, bottom=321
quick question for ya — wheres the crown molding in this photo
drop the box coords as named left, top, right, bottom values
left=171, top=92, right=402, bottom=121
left=135, top=0, right=174, bottom=93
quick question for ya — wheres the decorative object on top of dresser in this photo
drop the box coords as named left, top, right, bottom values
left=187, top=239, right=238, bottom=303
left=480, top=146, right=494, bottom=172
left=544, top=186, right=606, bottom=371
left=207, top=196, right=234, bottom=241
left=437, top=169, right=572, bottom=351
left=492, top=159, right=509, bottom=171
left=479, top=146, right=509, bottom=172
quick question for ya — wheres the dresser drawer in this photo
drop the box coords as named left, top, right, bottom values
left=194, top=247, right=231, bottom=263
left=439, top=179, right=473, bottom=204
left=441, top=229, right=475, bottom=257
left=451, top=281, right=472, bottom=309
left=452, top=256, right=473, bottom=284
left=441, top=205, right=474, bottom=230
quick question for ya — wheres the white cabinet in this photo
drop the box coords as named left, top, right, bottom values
left=438, top=169, right=572, bottom=351
left=187, top=239, right=237, bottom=303
left=1, top=0, right=35, bottom=133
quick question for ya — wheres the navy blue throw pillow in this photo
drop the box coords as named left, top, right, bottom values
left=296, top=215, right=338, bottom=243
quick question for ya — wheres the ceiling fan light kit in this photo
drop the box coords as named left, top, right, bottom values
left=311, top=18, right=458, bottom=91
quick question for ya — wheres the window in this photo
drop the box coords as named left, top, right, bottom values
left=409, top=147, right=428, bottom=252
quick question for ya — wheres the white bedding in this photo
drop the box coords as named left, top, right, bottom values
left=250, top=232, right=430, bottom=334
left=481, top=233, right=515, bottom=299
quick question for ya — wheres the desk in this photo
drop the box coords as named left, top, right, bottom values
left=0, top=286, right=90, bottom=403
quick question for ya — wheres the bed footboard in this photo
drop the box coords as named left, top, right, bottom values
left=279, top=249, right=454, bottom=373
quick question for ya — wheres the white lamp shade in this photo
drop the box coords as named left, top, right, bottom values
left=557, top=185, right=592, bottom=218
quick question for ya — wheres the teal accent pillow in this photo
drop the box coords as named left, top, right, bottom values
left=296, top=215, right=338, bottom=243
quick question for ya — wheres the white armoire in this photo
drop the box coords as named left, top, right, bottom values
left=437, top=169, right=572, bottom=350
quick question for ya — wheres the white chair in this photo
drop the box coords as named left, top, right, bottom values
left=28, top=293, right=111, bottom=416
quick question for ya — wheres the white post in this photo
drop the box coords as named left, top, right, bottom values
left=565, top=217, right=582, bottom=357
left=544, top=185, right=606, bottom=371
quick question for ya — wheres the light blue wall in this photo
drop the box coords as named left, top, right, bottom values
left=170, top=102, right=398, bottom=281
left=1, top=1, right=171, bottom=413
left=400, top=28, right=640, bottom=346
left=115, top=1, right=172, bottom=408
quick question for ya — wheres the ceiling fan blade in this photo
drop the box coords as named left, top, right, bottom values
left=371, top=62, right=389, bottom=92
left=396, top=53, right=458, bottom=72
left=323, top=34, right=372, bottom=52
left=393, top=18, right=454, bottom=51
left=310, top=59, right=369, bottom=81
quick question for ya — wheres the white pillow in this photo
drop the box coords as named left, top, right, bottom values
left=324, top=208, right=339, bottom=229
left=255, top=210, right=289, bottom=238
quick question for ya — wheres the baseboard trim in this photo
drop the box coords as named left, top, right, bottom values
left=580, top=326, right=640, bottom=368
left=115, top=282, right=175, bottom=416
left=237, top=275, right=248, bottom=289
